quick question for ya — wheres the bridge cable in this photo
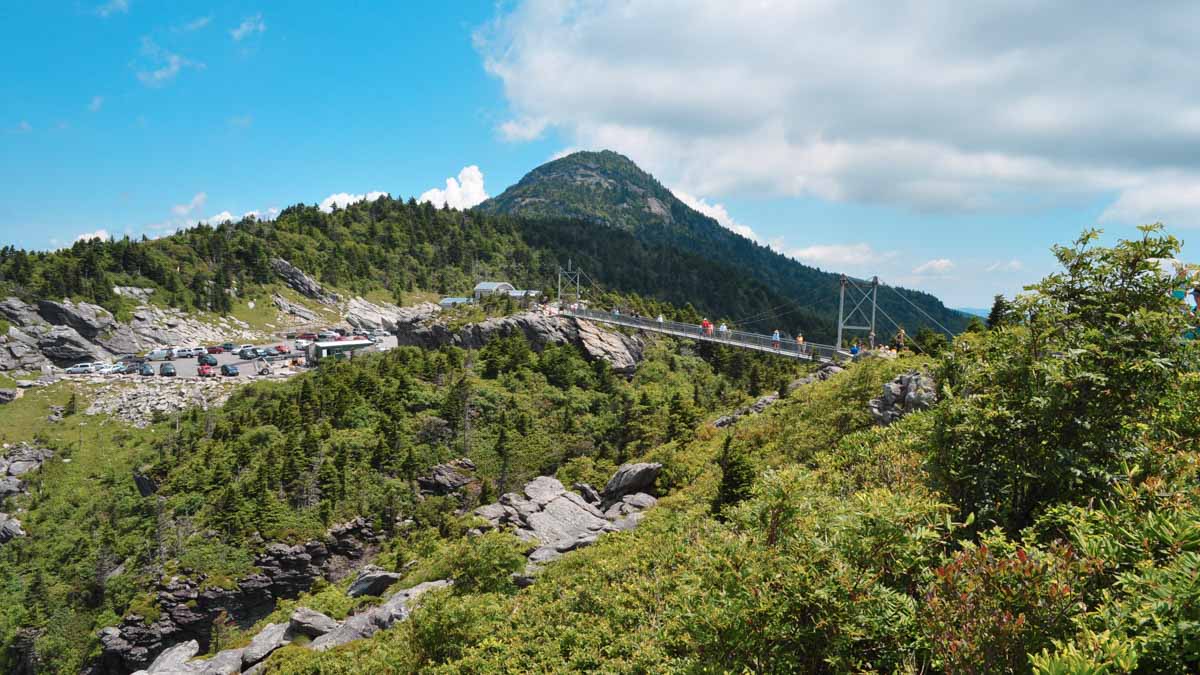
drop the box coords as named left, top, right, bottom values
left=883, top=283, right=957, bottom=338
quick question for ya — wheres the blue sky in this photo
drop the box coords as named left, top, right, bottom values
left=3, top=2, right=1198, bottom=308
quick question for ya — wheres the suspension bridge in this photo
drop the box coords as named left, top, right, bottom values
left=553, top=263, right=956, bottom=364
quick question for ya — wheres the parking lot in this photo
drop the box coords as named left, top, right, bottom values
left=65, top=335, right=398, bottom=381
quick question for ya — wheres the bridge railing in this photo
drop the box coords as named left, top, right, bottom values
left=562, top=307, right=848, bottom=363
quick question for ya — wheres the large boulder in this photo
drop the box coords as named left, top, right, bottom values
left=416, top=458, right=477, bottom=496
left=344, top=297, right=442, bottom=332
left=0, top=514, right=25, bottom=543
left=270, top=258, right=339, bottom=305
left=287, top=607, right=339, bottom=638
left=0, top=297, right=43, bottom=328
left=36, top=299, right=114, bottom=339
left=347, top=566, right=403, bottom=598
left=272, top=294, right=317, bottom=322
left=601, top=463, right=662, bottom=503
left=143, top=639, right=199, bottom=674
left=38, top=324, right=111, bottom=363
left=868, top=371, right=937, bottom=425
left=240, top=622, right=290, bottom=668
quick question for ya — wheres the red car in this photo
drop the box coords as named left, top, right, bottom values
left=197, top=364, right=216, bottom=377
left=298, top=332, right=317, bottom=341
left=274, top=344, right=290, bottom=354
left=206, top=345, right=224, bottom=354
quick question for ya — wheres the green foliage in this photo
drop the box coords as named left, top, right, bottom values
left=932, top=227, right=1198, bottom=532
left=988, top=293, right=1013, bottom=329
left=712, top=435, right=754, bottom=516
left=921, top=532, right=1095, bottom=674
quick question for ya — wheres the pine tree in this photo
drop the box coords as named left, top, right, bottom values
left=987, top=294, right=1012, bottom=329
left=713, top=435, right=755, bottom=517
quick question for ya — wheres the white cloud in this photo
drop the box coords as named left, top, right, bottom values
left=476, top=2, right=1200, bottom=223
left=499, top=116, right=549, bottom=142
left=419, top=166, right=489, bottom=209
left=241, top=207, right=279, bottom=221
left=1099, top=178, right=1200, bottom=228
left=673, top=190, right=758, bottom=242
left=172, top=192, right=207, bottom=216
left=137, top=38, right=204, bottom=87
left=95, top=0, right=128, bottom=18
left=179, top=16, right=211, bottom=32
left=319, top=191, right=388, bottom=213
left=231, top=14, right=266, bottom=41
left=200, top=211, right=236, bottom=225
left=88, top=96, right=104, bottom=112
left=986, top=259, right=1024, bottom=273
left=913, top=258, right=955, bottom=275
left=788, top=243, right=893, bottom=268
left=75, top=229, right=110, bottom=242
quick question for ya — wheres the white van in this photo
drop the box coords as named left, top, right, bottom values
left=147, top=348, right=172, bottom=361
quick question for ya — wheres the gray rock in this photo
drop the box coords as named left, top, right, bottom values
left=573, top=482, right=601, bottom=504
left=0, top=477, right=21, bottom=498
left=0, top=389, right=16, bottom=404
left=7, top=460, right=39, bottom=477
left=134, top=472, right=159, bottom=497
left=394, top=311, right=644, bottom=374
left=347, top=566, right=403, bottom=598
left=191, top=647, right=244, bottom=674
left=39, top=324, right=111, bottom=363
left=272, top=294, right=317, bottom=322
left=868, top=371, right=936, bottom=425
left=0, top=297, right=44, bottom=328
left=287, top=607, right=339, bottom=638
left=241, top=622, right=290, bottom=667
left=601, top=462, right=662, bottom=502
left=311, top=580, right=451, bottom=651
left=0, top=513, right=25, bottom=542
left=345, top=297, right=440, bottom=332
left=416, top=458, right=476, bottom=496
left=270, top=258, right=339, bottom=305
left=145, top=639, right=199, bottom=673
left=36, top=298, right=113, bottom=339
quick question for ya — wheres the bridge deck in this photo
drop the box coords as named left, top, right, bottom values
left=561, top=308, right=849, bottom=363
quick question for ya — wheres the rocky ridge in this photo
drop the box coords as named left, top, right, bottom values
left=345, top=297, right=440, bottom=332
left=97, top=518, right=381, bottom=674
left=85, top=380, right=244, bottom=428
left=714, top=363, right=846, bottom=428
left=270, top=258, right=339, bottom=305
left=394, top=310, right=645, bottom=373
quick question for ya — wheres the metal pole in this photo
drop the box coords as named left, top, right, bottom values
left=557, top=266, right=562, bottom=306
left=836, top=275, right=846, bottom=349
left=870, top=276, right=878, bottom=349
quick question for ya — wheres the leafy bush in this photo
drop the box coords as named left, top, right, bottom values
left=932, top=227, right=1198, bottom=531
left=921, top=532, right=1096, bottom=674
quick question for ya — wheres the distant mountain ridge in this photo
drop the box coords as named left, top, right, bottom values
left=476, top=150, right=970, bottom=338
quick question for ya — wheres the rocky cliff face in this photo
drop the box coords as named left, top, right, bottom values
left=0, top=443, right=54, bottom=545
left=344, top=298, right=440, bottom=332
left=0, top=296, right=263, bottom=372
left=96, top=518, right=380, bottom=674
left=394, top=311, right=645, bottom=373
left=868, top=371, right=937, bottom=425
left=270, top=258, right=339, bottom=305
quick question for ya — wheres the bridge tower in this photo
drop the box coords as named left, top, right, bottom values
left=557, top=260, right=583, bottom=307
left=836, top=275, right=879, bottom=349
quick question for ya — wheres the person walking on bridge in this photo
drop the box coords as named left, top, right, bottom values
left=718, top=322, right=728, bottom=339
left=795, top=332, right=805, bottom=355
left=772, top=329, right=781, bottom=349
left=657, top=313, right=664, bottom=325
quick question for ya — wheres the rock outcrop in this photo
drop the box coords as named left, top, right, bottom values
left=85, top=379, right=241, bottom=428
left=270, top=258, right=339, bottom=305
left=416, top=458, right=478, bottom=496
left=713, top=393, right=779, bottom=428
left=0, top=443, right=54, bottom=544
left=345, top=297, right=440, bottom=332
left=395, top=311, right=644, bottom=374
left=346, top=566, right=402, bottom=598
left=271, top=294, right=316, bottom=322
left=310, top=580, right=450, bottom=651
left=475, top=463, right=661, bottom=580
left=868, top=371, right=937, bottom=425
left=0, top=296, right=265, bottom=373
left=97, top=519, right=380, bottom=674
left=787, top=363, right=845, bottom=393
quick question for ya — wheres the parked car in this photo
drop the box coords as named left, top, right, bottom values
left=95, top=363, right=120, bottom=375
left=119, top=354, right=146, bottom=365
left=274, top=344, right=290, bottom=354
left=318, top=331, right=338, bottom=341
left=147, top=348, right=171, bottom=361
left=220, top=364, right=239, bottom=377
left=139, top=363, right=155, bottom=376
left=198, top=354, right=218, bottom=366
left=298, top=332, right=317, bottom=341
left=197, top=364, right=216, bottom=378
left=206, top=345, right=224, bottom=354
left=65, top=362, right=95, bottom=374
left=159, top=363, right=177, bottom=377
left=238, top=344, right=254, bottom=352
left=294, top=338, right=311, bottom=349
left=222, top=342, right=236, bottom=352
left=254, top=347, right=273, bottom=358
left=238, top=348, right=256, bottom=360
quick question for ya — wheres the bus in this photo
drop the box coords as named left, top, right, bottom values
left=305, top=339, right=375, bottom=365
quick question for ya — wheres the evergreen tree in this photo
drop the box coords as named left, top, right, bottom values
left=986, top=294, right=1012, bottom=329
left=713, top=435, right=754, bottom=517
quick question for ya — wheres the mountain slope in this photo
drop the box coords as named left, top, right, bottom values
left=476, top=150, right=970, bottom=339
